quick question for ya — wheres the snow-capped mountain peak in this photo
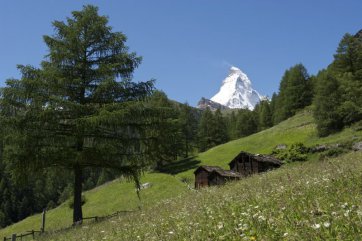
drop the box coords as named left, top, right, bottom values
left=210, top=66, right=263, bottom=110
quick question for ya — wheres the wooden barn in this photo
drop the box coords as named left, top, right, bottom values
left=229, top=151, right=282, bottom=177
left=208, top=169, right=241, bottom=186
left=194, top=166, right=241, bottom=188
left=194, top=166, right=224, bottom=188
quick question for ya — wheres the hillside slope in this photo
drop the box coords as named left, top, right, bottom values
left=47, top=151, right=362, bottom=240
left=176, top=109, right=362, bottom=180
left=1, top=109, right=362, bottom=239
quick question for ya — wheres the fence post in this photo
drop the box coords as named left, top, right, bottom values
left=32, top=230, right=34, bottom=239
left=11, top=234, right=16, bottom=241
left=4, top=236, right=7, bottom=241
left=41, top=209, right=46, bottom=233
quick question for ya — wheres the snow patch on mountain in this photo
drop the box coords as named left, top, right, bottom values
left=210, top=66, right=263, bottom=110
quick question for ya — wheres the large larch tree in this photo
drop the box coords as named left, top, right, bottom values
left=1, top=5, right=169, bottom=223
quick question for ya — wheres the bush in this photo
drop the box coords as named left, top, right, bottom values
left=320, top=148, right=346, bottom=159
left=273, top=142, right=308, bottom=163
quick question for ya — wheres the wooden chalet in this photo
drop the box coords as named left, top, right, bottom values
left=208, top=169, right=241, bottom=186
left=229, top=151, right=282, bottom=177
left=194, top=166, right=241, bottom=188
left=194, top=166, right=224, bottom=188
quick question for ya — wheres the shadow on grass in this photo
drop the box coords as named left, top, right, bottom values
left=156, top=157, right=201, bottom=175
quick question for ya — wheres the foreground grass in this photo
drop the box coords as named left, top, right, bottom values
left=0, top=173, right=187, bottom=239
left=44, top=151, right=362, bottom=240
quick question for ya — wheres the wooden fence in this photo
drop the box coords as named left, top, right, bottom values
left=3, top=209, right=134, bottom=240
left=3, top=230, right=42, bottom=241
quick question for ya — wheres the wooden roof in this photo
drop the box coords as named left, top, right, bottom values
left=229, top=151, right=282, bottom=166
left=209, top=169, right=241, bottom=178
left=194, top=165, right=224, bottom=174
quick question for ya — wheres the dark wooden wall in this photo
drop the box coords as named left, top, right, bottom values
left=195, top=169, right=209, bottom=188
left=209, top=174, right=226, bottom=186
left=231, top=154, right=261, bottom=176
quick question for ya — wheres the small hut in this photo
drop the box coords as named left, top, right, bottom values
left=229, top=151, right=282, bottom=177
left=208, top=169, right=241, bottom=186
left=194, top=165, right=224, bottom=188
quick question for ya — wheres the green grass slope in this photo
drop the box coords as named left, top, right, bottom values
left=177, top=109, right=362, bottom=180
left=0, top=173, right=187, bottom=239
left=46, top=151, right=362, bottom=240
left=1, top=109, right=362, bottom=239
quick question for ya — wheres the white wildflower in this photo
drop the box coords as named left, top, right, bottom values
left=217, top=222, right=224, bottom=229
left=168, top=231, right=174, bottom=235
left=283, top=233, right=288, bottom=237
left=311, top=223, right=321, bottom=229
left=323, top=222, right=331, bottom=228
left=331, top=211, right=337, bottom=216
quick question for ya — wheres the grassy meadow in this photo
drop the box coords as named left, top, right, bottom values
left=44, top=152, right=362, bottom=240
left=1, top=109, right=362, bottom=240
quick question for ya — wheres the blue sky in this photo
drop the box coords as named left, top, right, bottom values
left=1, top=1, right=362, bottom=106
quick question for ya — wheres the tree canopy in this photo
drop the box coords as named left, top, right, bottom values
left=1, top=5, right=168, bottom=223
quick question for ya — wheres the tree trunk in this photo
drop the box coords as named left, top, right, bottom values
left=73, top=165, right=83, bottom=224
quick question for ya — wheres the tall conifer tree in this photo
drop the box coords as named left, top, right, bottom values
left=1, top=5, right=169, bottom=223
left=273, top=64, right=312, bottom=123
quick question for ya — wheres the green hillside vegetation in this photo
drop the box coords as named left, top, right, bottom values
left=176, top=108, right=362, bottom=181
left=0, top=174, right=187, bottom=239
left=1, top=108, right=362, bottom=239
left=44, top=151, right=362, bottom=240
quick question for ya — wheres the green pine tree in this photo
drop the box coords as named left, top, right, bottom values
left=257, top=100, right=272, bottom=131
left=273, top=64, right=313, bottom=123
left=1, top=5, right=169, bottom=223
left=212, top=109, right=229, bottom=145
left=179, top=103, right=198, bottom=157
left=313, top=70, right=343, bottom=136
left=236, top=109, right=258, bottom=137
left=197, top=108, right=214, bottom=152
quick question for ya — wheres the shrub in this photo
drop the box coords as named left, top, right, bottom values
left=273, top=142, right=308, bottom=163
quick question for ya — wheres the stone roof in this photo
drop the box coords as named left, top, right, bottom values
left=229, top=151, right=282, bottom=166
left=194, top=165, right=224, bottom=174
left=210, top=169, right=241, bottom=178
